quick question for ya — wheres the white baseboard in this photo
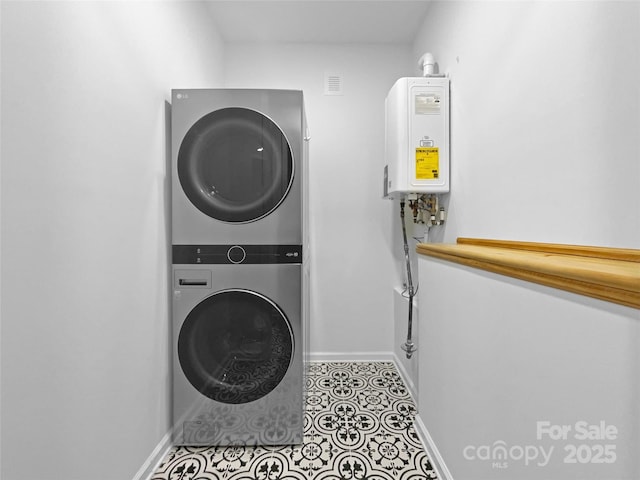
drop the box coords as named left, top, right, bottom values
left=392, top=352, right=418, bottom=404
left=309, top=351, right=394, bottom=363
left=132, top=431, right=173, bottom=480
left=413, top=414, right=454, bottom=480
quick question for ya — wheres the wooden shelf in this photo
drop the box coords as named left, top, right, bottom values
left=416, top=238, right=640, bottom=309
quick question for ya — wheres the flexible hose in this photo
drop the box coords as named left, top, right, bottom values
left=400, top=200, right=416, bottom=359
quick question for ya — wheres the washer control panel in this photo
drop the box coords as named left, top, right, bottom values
left=172, top=244, right=302, bottom=265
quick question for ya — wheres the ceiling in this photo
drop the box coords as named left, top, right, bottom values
left=205, top=0, right=432, bottom=44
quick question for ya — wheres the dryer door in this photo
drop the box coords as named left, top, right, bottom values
left=178, top=107, right=294, bottom=223
left=178, top=289, right=294, bottom=404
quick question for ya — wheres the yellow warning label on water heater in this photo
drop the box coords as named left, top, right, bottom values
left=416, top=147, right=439, bottom=180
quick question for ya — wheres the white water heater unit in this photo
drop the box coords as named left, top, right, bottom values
left=384, top=77, right=450, bottom=198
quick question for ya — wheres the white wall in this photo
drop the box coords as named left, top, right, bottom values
left=418, top=258, right=639, bottom=480
left=223, top=43, right=411, bottom=357
left=412, top=0, right=640, bottom=248
left=0, top=2, right=224, bottom=479
left=411, top=2, right=640, bottom=479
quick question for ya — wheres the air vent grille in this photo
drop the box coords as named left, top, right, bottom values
left=324, top=73, right=343, bottom=96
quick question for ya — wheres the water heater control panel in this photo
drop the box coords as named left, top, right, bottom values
left=384, top=77, right=450, bottom=198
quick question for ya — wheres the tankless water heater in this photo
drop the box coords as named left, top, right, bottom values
left=384, top=77, right=450, bottom=198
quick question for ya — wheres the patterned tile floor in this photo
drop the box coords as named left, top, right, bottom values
left=152, top=361, right=438, bottom=479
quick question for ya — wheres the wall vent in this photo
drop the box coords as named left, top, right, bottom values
left=324, top=73, right=343, bottom=96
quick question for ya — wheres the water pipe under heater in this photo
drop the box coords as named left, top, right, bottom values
left=399, top=200, right=417, bottom=359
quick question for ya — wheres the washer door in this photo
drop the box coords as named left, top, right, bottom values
left=178, top=107, right=294, bottom=223
left=178, top=289, right=294, bottom=404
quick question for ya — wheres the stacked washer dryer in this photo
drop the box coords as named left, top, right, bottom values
left=171, top=89, right=308, bottom=446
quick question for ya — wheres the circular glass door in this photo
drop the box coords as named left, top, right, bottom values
left=178, top=107, right=294, bottom=223
left=178, top=289, right=294, bottom=404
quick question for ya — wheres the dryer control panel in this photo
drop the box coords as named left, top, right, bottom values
left=172, top=244, right=302, bottom=265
